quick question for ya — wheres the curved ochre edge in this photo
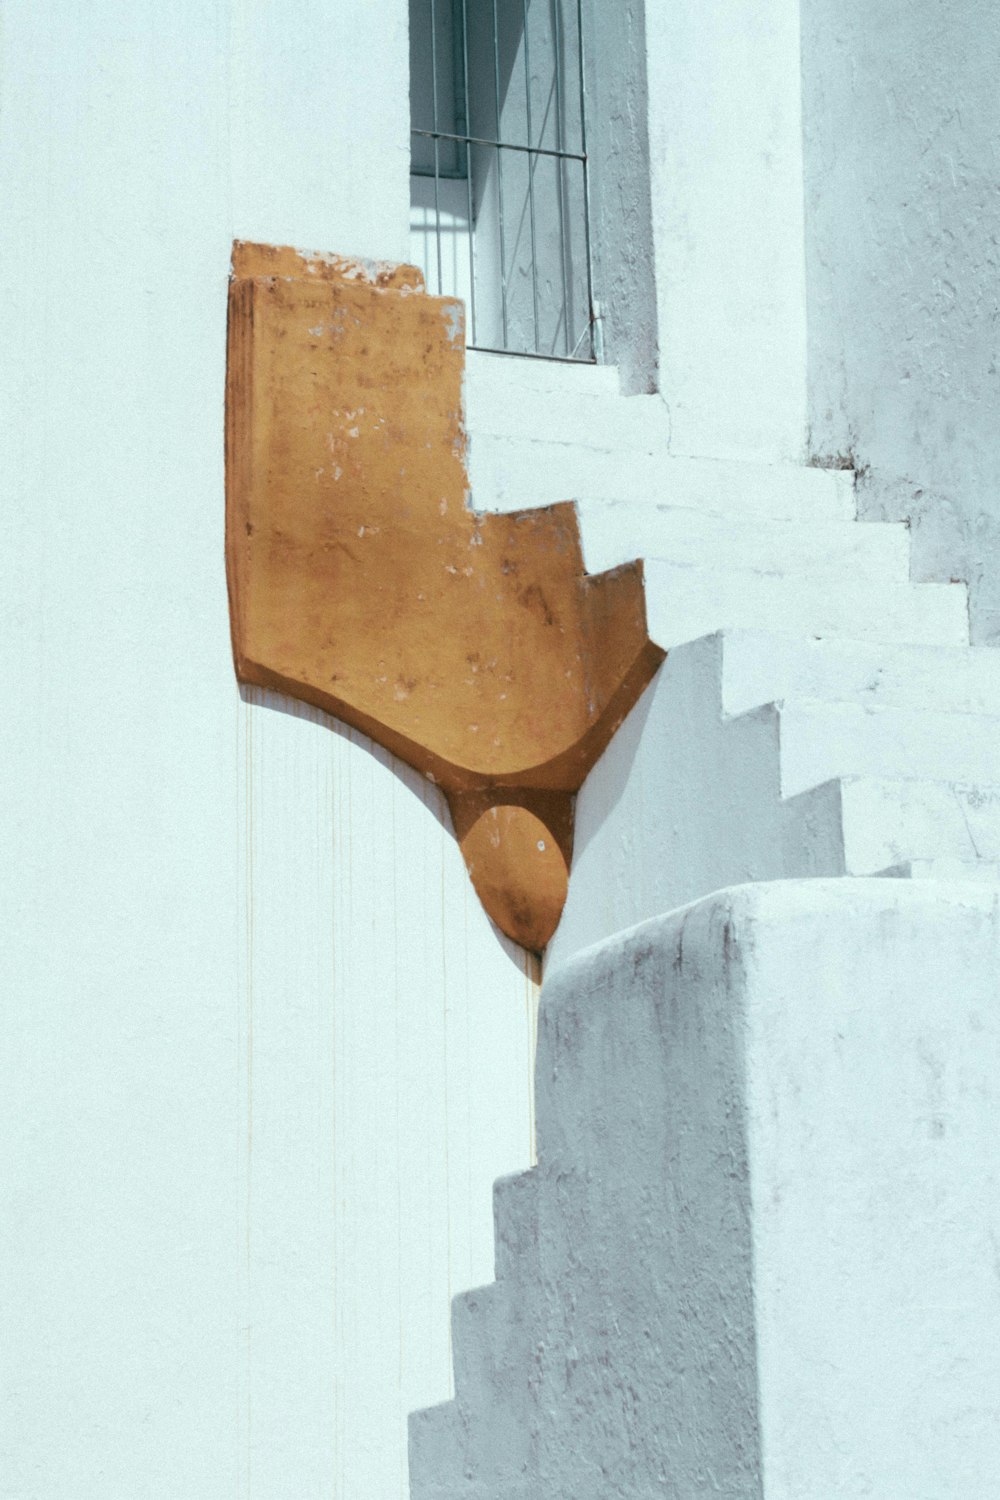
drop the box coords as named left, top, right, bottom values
left=225, top=241, right=665, bottom=951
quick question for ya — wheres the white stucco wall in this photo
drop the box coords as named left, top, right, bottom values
left=645, top=0, right=809, bottom=462
left=0, top=4, right=537, bottom=1495
left=8, top=2, right=995, bottom=1493
left=803, top=0, right=1000, bottom=642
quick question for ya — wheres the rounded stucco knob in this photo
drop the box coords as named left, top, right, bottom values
left=459, top=804, right=569, bottom=953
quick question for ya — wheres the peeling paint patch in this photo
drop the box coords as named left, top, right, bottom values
left=442, top=299, right=465, bottom=346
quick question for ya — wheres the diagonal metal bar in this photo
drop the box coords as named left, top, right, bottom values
left=412, top=127, right=585, bottom=164
left=551, top=0, right=570, bottom=354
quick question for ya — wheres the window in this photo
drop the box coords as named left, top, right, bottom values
left=409, top=0, right=597, bottom=362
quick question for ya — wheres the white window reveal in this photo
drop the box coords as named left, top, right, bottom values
left=409, top=0, right=598, bottom=362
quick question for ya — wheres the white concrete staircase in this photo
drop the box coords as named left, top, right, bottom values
left=462, top=351, right=1000, bottom=967
left=408, top=353, right=1000, bottom=1498
left=409, top=882, right=1000, bottom=1499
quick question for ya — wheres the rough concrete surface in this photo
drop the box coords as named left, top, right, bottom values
left=549, top=629, right=1000, bottom=968
left=411, top=879, right=1000, bottom=1498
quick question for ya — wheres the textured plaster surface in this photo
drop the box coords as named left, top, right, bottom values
left=803, top=0, right=1000, bottom=642
left=411, top=879, right=1000, bottom=1498
left=0, top=3, right=540, bottom=1495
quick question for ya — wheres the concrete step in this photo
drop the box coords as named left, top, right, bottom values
left=788, top=775, right=1000, bottom=874
left=465, top=347, right=621, bottom=401
left=548, top=635, right=1000, bottom=967
left=466, top=379, right=669, bottom=450
left=720, top=631, right=1000, bottom=718
left=492, top=1169, right=542, bottom=1283
left=467, top=436, right=856, bottom=523
left=450, top=1283, right=507, bottom=1403
left=778, top=701, right=1000, bottom=798
left=414, top=885, right=1000, bottom=1500
left=577, top=503, right=910, bottom=584
left=408, top=1400, right=465, bottom=1479
left=644, top=564, right=968, bottom=652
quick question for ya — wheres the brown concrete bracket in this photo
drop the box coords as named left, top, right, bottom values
left=225, top=242, right=664, bottom=951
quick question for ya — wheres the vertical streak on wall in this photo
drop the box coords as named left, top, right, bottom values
left=440, top=791, right=456, bottom=1395
left=236, top=688, right=538, bottom=1496
left=237, top=686, right=254, bottom=1500
left=526, top=950, right=542, bottom=1166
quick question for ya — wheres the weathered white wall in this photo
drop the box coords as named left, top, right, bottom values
left=0, top=3, right=537, bottom=1495
left=803, top=0, right=1000, bottom=642
left=229, top=0, right=410, bottom=258
left=412, top=879, right=1000, bottom=1498
left=645, top=0, right=809, bottom=462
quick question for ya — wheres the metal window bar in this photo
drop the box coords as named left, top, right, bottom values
left=409, top=0, right=597, bottom=363
left=459, top=0, right=477, bottom=342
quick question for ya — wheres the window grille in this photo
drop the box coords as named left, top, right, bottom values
left=409, top=0, right=597, bottom=362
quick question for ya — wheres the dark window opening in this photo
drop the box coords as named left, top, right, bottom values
left=409, top=0, right=597, bottom=362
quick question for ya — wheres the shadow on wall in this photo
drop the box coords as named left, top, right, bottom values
left=410, top=880, right=1000, bottom=1498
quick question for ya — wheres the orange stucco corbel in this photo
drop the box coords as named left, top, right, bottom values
left=225, top=242, right=664, bottom=951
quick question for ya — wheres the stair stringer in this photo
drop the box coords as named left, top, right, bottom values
left=410, top=891, right=763, bottom=1500
left=549, top=631, right=1000, bottom=969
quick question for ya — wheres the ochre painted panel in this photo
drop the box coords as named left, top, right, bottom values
left=226, top=242, right=663, bottom=949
